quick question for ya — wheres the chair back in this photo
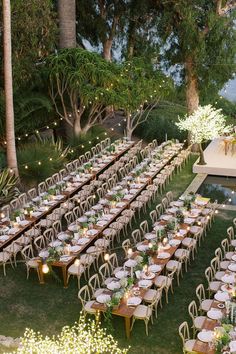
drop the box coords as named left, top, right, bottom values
left=43, top=228, right=54, bottom=243
left=179, top=322, right=190, bottom=346
left=78, top=285, right=90, bottom=307
left=34, top=235, right=46, bottom=251
left=131, top=229, right=141, bottom=244
left=196, top=284, right=206, bottom=306
left=140, top=220, right=149, bottom=236
left=188, top=300, right=198, bottom=323
left=108, top=253, right=119, bottom=270
left=88, top=274, right=101, bottom=296
left=122, top=239, right=131, bottom=257
left=99, top=263, right=111, bottom=283
left=21, top=244, right=34, bottom=260
left=205, top=266, right=213, bottom=284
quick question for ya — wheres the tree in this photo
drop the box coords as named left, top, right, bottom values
left=0, top=0, right=57, bottom=89
left=11, top=315, right=129, bottom=354
left=46, top=48, right=120, bottom=136
left=176, top=104, right=232, bottom=165
left=118, top=58, right=173, bottom=139
left=2, top=0, right=18, bottom=176
left=58, top=0, right=76, bottom=48
left=76, top=0, right=127, bottom=61
left=156, top=0, right=236, bottom=114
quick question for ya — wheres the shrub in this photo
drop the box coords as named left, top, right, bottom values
left=135, top=102, right=187, bottom=143
left=18, top=139, right=68, bottom=184
left=0, top=169, right=19, bottom=207
left=67, top=125, right=109, bottom=160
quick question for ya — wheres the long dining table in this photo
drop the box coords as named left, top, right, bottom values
left=36, top=142, right=184, bottom=287
left=91, top=195, right=210, bottom=339
left=0, top=140, right=136, bottom=251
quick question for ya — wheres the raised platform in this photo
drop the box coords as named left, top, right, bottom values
left=193, top=138, right=236, bottom=177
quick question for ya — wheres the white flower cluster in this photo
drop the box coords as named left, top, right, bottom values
left=176, top=104, right=232, bottom=144
left=10, top=315, right=129, bottom=354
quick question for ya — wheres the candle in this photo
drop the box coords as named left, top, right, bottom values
left=127, top=248, right=133, bottom=258
left=131, top=267, right=134, bottom=278
left=74, top=259, right=80, bottom=267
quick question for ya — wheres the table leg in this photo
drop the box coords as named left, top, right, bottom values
left=37, top=263, right=45, bottom=285
left=124, top=317, right=131, bottom=339
left=62, top=266, right=68, bottom=288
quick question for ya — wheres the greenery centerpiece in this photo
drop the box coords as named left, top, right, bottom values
left=176, top=209, right=184, bottom=224
left=213, top=324, right=233, bottom=354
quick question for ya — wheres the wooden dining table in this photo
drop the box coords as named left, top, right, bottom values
left=192, top=299, right=227, bottom=354
left=0, top=141, right=136, bottom=252
left=37, top=143, right=184, bottom=287
left=91, top=224, right=190, bottom=339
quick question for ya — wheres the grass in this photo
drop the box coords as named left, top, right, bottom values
left=0, top=155, right=235, bottom=353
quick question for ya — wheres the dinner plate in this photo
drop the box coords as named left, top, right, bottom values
left=8, top=228, right=20, bottom=234
left=214, top=291, right=230, bottom=302
left=96, top=220, right=107, bottom=227
left=68, top=224, right=78, bottom=232
left=58, top=233, right=70, bottom=241
left=231, top=255, right=236, bottom=262
left=136, top=244, right=149, bottom=252
left=39, top=250, right=49, bottom=258
left=96, top=294, right=111, bottom=304
left=18, top=220, right=30, bottom=226
left=197, top=330, right=214, bottom=343
left=87, top=229, right=98, bottom=236
left=59, top=255, right=73, bottom=262
left=77, top=216, right=88, bottom=223
left=0, top=235, right=10, bottom=242
left=124, top=259, right=137, bottom=268
left=115, top=270, right=128, bottom=279
left=160, top=215, right=172, bottom=221
left=207, top=309, right=223, bottom=320
left=221, top=274, right=235, bottom=284
left=127, top=297, right=142, bottom=306
left=157, top=252, right=170, bottom=259
left=77, top=238, right=90, bottom=245
left=92, top=205, right=103, bottom=211
left=148, top=264, right=162, bottom=273
left=141, top=272, right=155, bottom=280
left=229, top=341, right=236, bottom=352
left=49, top=240, right=62, bottom=248
left=70, top=245, right=81, bottom=253
left=138, top=279, right=152, bottom=288
left=107, top=281, right=121, bottom=291
left=228, top=263, right=236, bottom=272
left=144, top=233, right=157, bottom=240
left=169, top=239, right=181, bottom=247
left=110, top=208, right=120, bottom=214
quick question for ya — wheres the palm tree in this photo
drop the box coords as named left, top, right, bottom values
left=58, top=0, right=76, bottom=48
left=3, top=0, right=18, bottom=176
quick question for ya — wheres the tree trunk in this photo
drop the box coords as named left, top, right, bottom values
left=185, top=56, right=199, bottom=148
left=198, top=143, right=206, bottom=165
left=126, top=113, right=133, bottom=140
left=73, top=115, right=82, bottom=137
left=127, top=21, right=136, bottom=59
left=3, top=0, right=18, bottom=176
left=103, top=39, right=112, bottom=62
left=58, top=0, right=76, bottom=138
left=185, top=57, right=199, bottom=114
left=58, top=0, right=76, bottom=48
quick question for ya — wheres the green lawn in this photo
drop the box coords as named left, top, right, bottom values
left=0, top=155, right=235, bottom=354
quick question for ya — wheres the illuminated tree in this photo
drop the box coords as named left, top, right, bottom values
left=12, top=315, right=129, bottom=354
left=176, top=104, right=232, bottom=165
